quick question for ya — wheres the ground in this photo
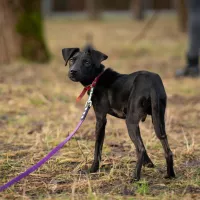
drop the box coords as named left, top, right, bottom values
left=0, top=15, right=200, bottom=200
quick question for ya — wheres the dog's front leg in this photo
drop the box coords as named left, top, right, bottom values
left=90, top=116, right=107, bottom=173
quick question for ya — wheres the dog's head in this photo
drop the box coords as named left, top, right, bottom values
left=62, top=48, right=108, bottom=85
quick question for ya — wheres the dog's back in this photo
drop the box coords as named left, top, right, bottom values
left=128, top=71, right=166, bottom=98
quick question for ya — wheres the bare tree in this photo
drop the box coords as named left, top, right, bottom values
left=0, top=0, right=50, bottom=64
left=130, top=0, right=145, bottom=20
left=86, top=0, right=101, bottom=20
left=175, top=0, right=188, bottom=32
left=0, top=0, right=20, bottom=64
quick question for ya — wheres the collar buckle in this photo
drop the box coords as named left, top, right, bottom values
left=76, top=71, right=103, bottom=102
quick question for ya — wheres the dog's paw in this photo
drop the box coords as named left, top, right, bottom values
left=143, top=154, right=154, bottom=168
left=164, top=174, right=176, bottom=179
left=77, top=169, right=89, bottom=175
left=89, top=164, right=99, bottom=173
left=143, top=162, right=155, bottom=168
left=130, top=176, right=140, bottom=183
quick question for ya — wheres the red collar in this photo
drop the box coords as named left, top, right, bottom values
left=76, top=71, right=104, bottom=102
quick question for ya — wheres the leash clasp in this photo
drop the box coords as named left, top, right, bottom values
left=85, top=87, right=94, bottom=108
left=81, top=87, right=94, bottom=120
left=85, top=100, right=92, bottom=108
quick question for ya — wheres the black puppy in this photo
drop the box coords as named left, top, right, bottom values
left=62, top=47, right=175, bottom=181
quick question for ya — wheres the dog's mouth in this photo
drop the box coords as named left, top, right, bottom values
left=69, top=75, right=79, bottom=82
left=68, top=74, right=94, bottom=85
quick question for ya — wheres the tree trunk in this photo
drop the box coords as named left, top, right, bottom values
left=0, top=0, right=50, bottom=65
left=86, top=0, right=101, bottom=20
left=0, top=0, right=21, bottom=64
left=175, top=0, right=188, bottom=32
left=130, top=0, right=145, bottom=20
left=16, top=0, right=50, bottom=62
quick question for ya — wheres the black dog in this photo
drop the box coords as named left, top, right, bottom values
left=62, top=47, right=175, bottom=181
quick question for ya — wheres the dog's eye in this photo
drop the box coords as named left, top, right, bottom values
left=84, top=60, right=90, bottom=66
left=69, top=58, right=74, bottom=65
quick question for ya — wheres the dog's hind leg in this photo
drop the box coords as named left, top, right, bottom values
left=126, top=113, right=150, bottom=181
left=143, top=151, right=154, bottom=168
left=133, top=134, right=154, bottom=168
left=151, top=91, right=175, bottom=178
left=140, top=116, right=154, bottom=168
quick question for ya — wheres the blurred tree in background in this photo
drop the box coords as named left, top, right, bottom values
left=86, top=0, right=101, bottom=20
left=0, top=0, right=50, bottom=64
left=175, top=0, right=188, bottom=32
left=0, top=0, right=188, bottom=65
left=0, top=0, right=20, bottom=64
left=130, top=0, right=145, bottom=20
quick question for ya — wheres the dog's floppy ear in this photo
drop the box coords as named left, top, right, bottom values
left=90, top=50, right=108, bottom=67
left=62, top=48, right=80, bottom=66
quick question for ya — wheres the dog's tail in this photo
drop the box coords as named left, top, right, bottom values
left=150, top=88, right=166, bottom=139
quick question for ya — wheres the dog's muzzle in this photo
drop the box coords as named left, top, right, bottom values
left=69, top=70, right=79, bottom=81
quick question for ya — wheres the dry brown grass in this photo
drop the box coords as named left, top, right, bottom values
left=0, top=15, right=200, bottom=199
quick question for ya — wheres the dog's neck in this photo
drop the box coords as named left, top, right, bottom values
left=80, top=64, right=105, bottom=86
left=80, top=65, right=122, bottom=88
left=97, top=68, right=122, bottom=88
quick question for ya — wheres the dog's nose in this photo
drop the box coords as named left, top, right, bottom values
left=70, top=70, right=77, bottom=76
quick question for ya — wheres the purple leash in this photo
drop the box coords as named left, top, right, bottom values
left=0, top=95, right=92, bottom=192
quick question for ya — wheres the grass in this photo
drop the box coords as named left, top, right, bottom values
left=135, top=179, right=149, bottom=195
left=0, top=14, right=200, bottom=199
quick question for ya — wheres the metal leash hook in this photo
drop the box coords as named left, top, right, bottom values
left=81, top=87, right=94, bottom=120
left=85, top=87, right=94, bottom=107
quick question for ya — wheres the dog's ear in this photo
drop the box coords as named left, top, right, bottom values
left=62, top=48, right=80, bottom=66
left=90, top=50, right=108, bottom=67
